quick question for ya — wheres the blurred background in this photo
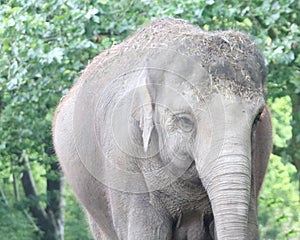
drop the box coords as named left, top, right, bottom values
left=0, top=0, right=299, bottom=239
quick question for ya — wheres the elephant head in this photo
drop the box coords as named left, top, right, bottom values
left=129, top=39, right=272, bottom=239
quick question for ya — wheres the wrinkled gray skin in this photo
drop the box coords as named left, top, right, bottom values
left=53, top=19, right=272, bottom=240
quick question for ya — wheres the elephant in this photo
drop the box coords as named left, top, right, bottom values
left=52, top=18, right=272, bottom=240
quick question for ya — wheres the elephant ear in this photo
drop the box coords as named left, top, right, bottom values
left=131, top=69, right=154, bottom=153
left=252, top=106, right=273, bottom=196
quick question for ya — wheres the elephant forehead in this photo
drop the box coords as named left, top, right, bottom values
left=209, top=93, right=265, bottom=114
left=156, top=74, right=264, bottom=108
left=144, top=47, right=265, bottom=102
left=154, top=80, right=205, bottom=111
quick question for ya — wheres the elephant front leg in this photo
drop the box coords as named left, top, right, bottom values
left=127, top=204, right=172, bottom=239
left=109, top=192, right=172, bottom=240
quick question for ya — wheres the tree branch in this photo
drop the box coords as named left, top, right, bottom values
left=272, top=145, right=286, bottom=157
left=0, top=184, right=8, bottom=206
left=11, top=160, right=20, bottom=201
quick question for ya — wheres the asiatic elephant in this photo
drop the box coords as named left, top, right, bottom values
left=53, top=18, right=272, bottom=240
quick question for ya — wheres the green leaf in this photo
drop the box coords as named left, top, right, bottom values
left=47, top=47, right=63, bottom=64
left=85, top=8, right=98, bottom=20
left=7, top=18, right=15, bottom=27
left=206, top=0, right=215, bottom=5
left=99, top=0, right=108, bottom=4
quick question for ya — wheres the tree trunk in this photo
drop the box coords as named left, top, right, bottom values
left=45, top=160, right=65, bottom=240
left=20, top=150, right=65, bottom=240
left=290, top=92, right=300, bottom=197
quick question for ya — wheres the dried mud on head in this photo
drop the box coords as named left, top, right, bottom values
left=91, top=18, right=267, bottom=100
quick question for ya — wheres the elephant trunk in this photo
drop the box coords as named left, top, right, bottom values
left=196, top=137, right=252, bottom=240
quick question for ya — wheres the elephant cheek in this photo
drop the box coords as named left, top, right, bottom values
left=162, top=136, right=194, bottom=177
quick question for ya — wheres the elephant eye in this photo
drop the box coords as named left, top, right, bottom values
left=175, top=114, right=195, bottom=132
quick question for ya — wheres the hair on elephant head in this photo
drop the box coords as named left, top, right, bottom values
left=53, top=18, right=272, bottom=240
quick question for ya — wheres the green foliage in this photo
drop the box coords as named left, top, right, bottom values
left=0, top=0, right=299, bottom=239
left=260, top=96, right=300, bottom=239
left=0, top=204, right=37, bottom=240
left=259, top=155, right=300, bottom=239
left=270, top=96, right=292, bottom=148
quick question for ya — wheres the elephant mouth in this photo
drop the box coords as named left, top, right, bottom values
left=179, top=160, right=202, bottom=186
